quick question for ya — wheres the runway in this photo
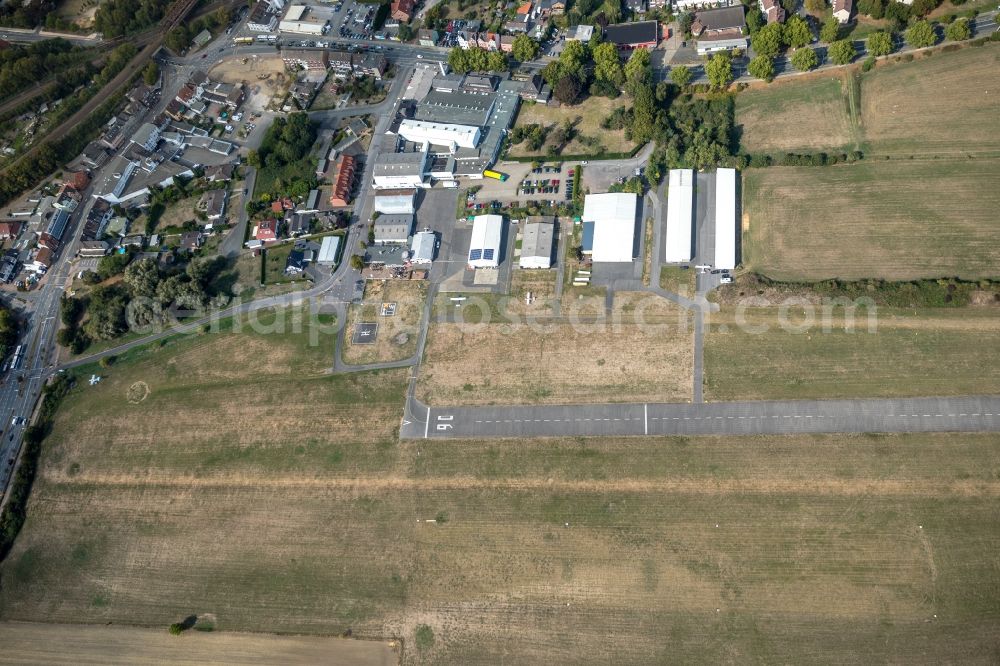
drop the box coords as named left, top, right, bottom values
left=401, top=395, right=1000, bottom=440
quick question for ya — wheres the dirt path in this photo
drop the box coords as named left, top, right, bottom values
left=45, top=471, right=1000, bottom=498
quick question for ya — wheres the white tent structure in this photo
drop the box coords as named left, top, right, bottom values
left=583, top=193, right=638, bottom=263
left=665, top=169, right=694, bottom=263
left=714, top=168, right=736, bottom=270
left=468, top=215, right=503, bottom=268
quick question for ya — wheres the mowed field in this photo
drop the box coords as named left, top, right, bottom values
left=0, top=622, right=397, bottom=665
left=343, top=281, right=427, bottom=365
left=704, top=306, right=1000, bottom=400
left=4, top=382, right=1000, bottom=666
left=741, top=159, right=1000, bottom=280
left=737, top=43, right=1000, bottom=157
left=860, top=46, right=1000, bottom=157
left=418, top=292, right=693, bottom=405
left=736, top=74, right=855, bottom=154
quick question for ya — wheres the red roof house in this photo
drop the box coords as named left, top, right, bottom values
left=255, top=219, right=279, bottom=242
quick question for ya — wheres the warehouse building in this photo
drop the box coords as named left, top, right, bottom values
left=373, top=189, right=417, bottom=215
left=279, top=4, right=329, bottom=34
left=373, top=149, right=428, bottom=190
left=519, top=218, right=554, bottom=269
left=374, top=213, right=414, bottom=244
left=397, top=119, right=481, bottom=152
left=410, top=229, right=436, bottom=264
left=468, top=214, right=504, bottom=269
left=714, top=168, right=737, bottom=270
left=317, top=234, right=342, bottom=266
left=583, top=193, right=638, bottom=263
left=603, top=20, right=659, bottom=49
left=665, top=169, right=694, bottom=263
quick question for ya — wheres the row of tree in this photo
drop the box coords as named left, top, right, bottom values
left=0, top=39, right=87, bottom=105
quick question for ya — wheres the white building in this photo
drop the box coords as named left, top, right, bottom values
left=397, top=119, right=481, bottom=152
left=468, top=214, right=503, bottom=268
left=372, top=150, right=427, bottom=190
left=410, top=229, right=436, bottom=264
left=373, top=189, right=417, bottom=215
left=317, top=234, right=342, bottom=265
left=714, top=168, right=736, bottom=270
left=583, top=193, right=638, bottom=263
left=279, top=5, right=328, bottom=34
left=519, top=219, right=554, bottom=269
left=665, top=169, right=694, bottom=263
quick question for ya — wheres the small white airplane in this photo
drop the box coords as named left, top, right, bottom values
left=89, top=375, right=102, bottom=386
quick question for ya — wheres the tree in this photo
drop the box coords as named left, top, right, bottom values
left=629, top=84, right=658, bottom=143
left=828, top=39, right=856, bottom=64
left=751, top=22, right=784, bottom=57
left=559, top=39, right=589, bottom=82
left=945, top=17, right=970, bottom=41
left=669, top=65, right=692, bottom=87
left=349, top=254, right=364, bottom=270
left=397, top=23, right=414, bottom=41
left=819, top=16, right=840, bottom=43
left=804, top=0, right=827, bottom=13
left=512, top=34, right=540, bottom=61
left=705, top=51, right=733, bottom=89
left=867, top=30, right=894, bottom=56
left=448, top=47, right=469, bottom=73
left=141, top=61, right=159, bottom=86
left=905, top=19, right=937, bottom=47
left=554, top=74, right=583, bottom=104
left=790, top=46, right=819, bottom=71
left=783, top=15, right=813, bottom=48
left=486, top=50, right=508, bottom=72
left=746, top=8, right=765, bottom=34
left=592, top=41, right=625, bottom=87
left=884, top=1, right=911, bottom=28
left=858, top=0, right=885, bottom=18
left=748, top=54, right=775, bottom=81
left=623, top=47, right=652, bottom=95
left=123, top=258, right=160, bottom=298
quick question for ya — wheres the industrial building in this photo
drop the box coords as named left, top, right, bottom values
left=317, top=234, right=342, bottom=266
left=279, top=4, right=329, bottom=34
left=373, top=189, right=417, bottom=215
left=410, top=229, right=436, bottom=264
left=714, top=168, right=737, bottom=270
left=665, top=169, right=694, bottom=263
left=373, top=149, right=428, bottom=189
left=397, top=119, right=481, bottom=152
left=518, top=218, right=554, bottom=269
left=373, top=213, right=414, bottom=244
left=468, top=215, right=503, bottom=269
left=583, top=193, right=638, bottom=263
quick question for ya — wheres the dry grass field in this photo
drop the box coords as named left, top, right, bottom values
left=704, top=306, right=1000, bottom=400
left=0, top=622, right=398, bottom=665
left=741, top=159, right=1000, bottom=281
left=860, top=46, right=1000, bottom=157
left=509, top=97, right=637, bottom=157
left=737, top=43, right=1000, bottom=157
left=418, top=293, right=693, bottom=405
left=4, top=399, right=1000, bottom=665
left=736, top=74, right=855, bottom=154
left=343, top=281, right=427, bottom=365
left=507, top=270, right=558, bottom=316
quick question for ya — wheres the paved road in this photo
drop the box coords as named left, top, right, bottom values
left=401, top=395, right=1000, bottom=440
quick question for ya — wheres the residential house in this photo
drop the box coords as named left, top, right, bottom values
left=516, top=73, right=551, bottom=103
left=289, top=80, right=321, bottom=108
left=180, top=231, right=203, bottom=251
left=626, top=0, right=647, bottom=16
left=329, top=153, right=357, bottom=207
left=346, top=118, right=369, bottom=138
left=833, top=0, right=852, bottom=23
left=391, top=0, right=415, bottom=22
left=691, top=6, right=748, bottom=54
left=354, top=52, right=388, bottom=78
left=203, top=163, right=235, bottom=182
left=247, top=1, right=278, bottom=31
left=282, top=48, right=329, bottom=70
left=285, top=212, right=311, bottom=236
left=566, top=24, right=593, bottom=43
left=285, top=248, right=308, bottom=274
left=762, top=0, right=786, bottom=23
left=79, top=240, right=110, bottom=257
left=81, top=142, right=111, bottom=169
left=504, top=16, right=530, bottom=32
left=0, top=222, right=22, bottom=240
left=31, top=246, right=53, bottom=272
left=255, top=219, right=280, bottom=242
left=197, top=189, right=228, bottom=225
left=37, top=232, right=60, bottom=251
